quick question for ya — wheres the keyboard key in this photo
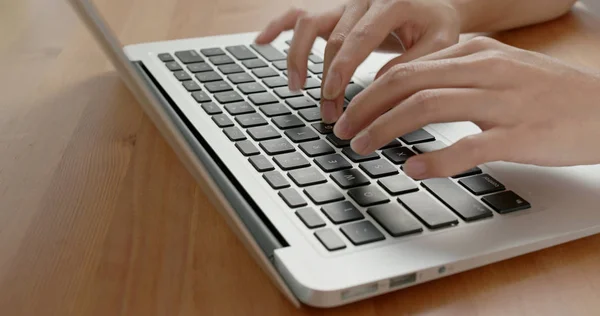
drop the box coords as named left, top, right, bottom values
left=215, top=91, right=244, bottom=104
left=287, top=97, right=317, bottom=110
left=341, top=221, right=385, bottom=245
left=296, top=208, right=326, bottom=229
left=311, top=123, right=334, bottom=134
left=314, top=154, right=352, bottom=172
left=272, top=115, right=305, bottom=129
left=342, top=147, right=380, bottom=162
left=315, top=228, right=346, bottom=251
left=304, top=184, right=345, bottom=205
left=285, top=127, right=319, bottom=143
left=263, top=76, right=288, bottom=88
left=321, top=201, right=364, bottom=224
left=201, top=102, right=222, bottom=115
left=224, top=102, right=255, bottom=115
left=459, top=174, right=506, bottom=196
left=173, top=71, right=191, bottom=81
left=288, top=167, right=327, bottom=187
left=398, top=192, right=459, bottom=229
left=326, top=134, right=350, bottom=148
left=367, top=204, right=423, bottom=237
left=308, top=63, right=324, bottom=74
left=274, top=87, right=304, bottom=99
left=274, top=152, right=310, bottom=170
left=235, top=140, right=260, bottom=156
left=218, top=64, right=244, bottom=74
left=452, top=167, right=483, bottom=179
left=482, top=191, right=531, bottom=214
left=182, top=80, right=202, bottom=91
left=309, top=55, right=323, bottom=63
left=279, top=188, right=308, bottom=208
left=348, top=186, right=390, bottom=207
left=299, top=140, right=335, bottom=157
left=195, top=71, right=222, bottom=83
left=306, top=88, right=321, bottom=100
left=250, top=44, right=287, bottom=61
left=401, top=129, right=436, bottom=145
left=263, top=171, right=290, bottom=189
left=187, top=62, right=212, bottom=73
left=228, top=73, right=255, bottom=84
left=249, top=92, right=278, bottom=105
left=235, top=113, right=268, bottom=128
left=209, top=55, right=234, bottom=65
left=205, top=80, right=233, bottom=93
left=260, top=138, right=295, bottom=155
left=360, top=159, right=399, bottom=178
left=158, top=53, right=174, bottom=62
left=330, top=169, right=370, bottom=189
left=238, top=82, right=267, bottom=94
left=226, top=45, right=257, bottom=60
left=249, top=155, right=275, bottom=172
left=175, top=50, right=203, bottom=64
left=344, top=84, right=363, bottom=101
left=383, top=147, right=416, bottom=164
left=192, top=91, right=212, bottom=103
left=298, top=108, right=321, bottom=122
left=242, top=58, right=267, bottom=69
left=200, top=47, right=225, bottom=56
left=380, top=140, right=402, bottom=150
left=252, top=67, right=279, bottom=78
left=378, top=174, right=418, bottom=195
left=247, top=125, right=280, bottom=141
left=166, top=61, right=182, bottom=71
left=260, top=103, right=291, bottom=117
left=413, top=141, right=446, bottom=154
left=223, top=127, right=246, bottom=141
left=303, top=78, right=321, bottom=89
left=422, top=178, right=493, bottom=222
left=272, top=60, right=288, bottom=70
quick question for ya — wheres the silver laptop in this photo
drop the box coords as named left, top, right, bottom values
left=68, top=0, right=600, bottom=308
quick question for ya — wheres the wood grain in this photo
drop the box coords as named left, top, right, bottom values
left=1, top=0, right=600, bottom=315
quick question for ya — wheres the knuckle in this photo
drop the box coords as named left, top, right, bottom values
left=467, top=36, right=497, bottom=51
left=350, top=26, right=372, bottom=42
left=460, top=135, right=487, bottom=162
left=410, top=90, right=440, bottom=117
left=288, top=7, right=307, bottom=17
left=431, top=32, right=457, bottom=49
left=296, top=14, right=316, bottom=27
left=326, top=33, right=346, bottom=51
left=388, top=63, right=419, bottom=84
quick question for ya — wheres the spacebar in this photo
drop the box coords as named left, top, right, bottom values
left=421, top=178, right=493, bottom=222
left=250, top=44, right=286, bottom=61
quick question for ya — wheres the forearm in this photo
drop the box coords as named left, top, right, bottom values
left=449, top=0, right=577, bottom=33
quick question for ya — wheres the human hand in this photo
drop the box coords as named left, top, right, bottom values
left=255, top=0, right=462, bottom=123
left=333, top=37, right=600, bottom=179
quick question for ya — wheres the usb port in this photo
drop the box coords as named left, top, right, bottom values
left=389, top=273, right=417, bottom=289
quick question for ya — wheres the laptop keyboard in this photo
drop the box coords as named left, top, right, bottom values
left=157, top=42, right=531, bottom=252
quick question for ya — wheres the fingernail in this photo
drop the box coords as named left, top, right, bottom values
left=404, top=159, right=427, bottom=179
left=321, top=100, right=337, bottom=123
left=288, top=71, right=301, bottom=91
left=351, top=130, right=371, bottom=154
left=334, top=115, right=349, bottom=138
left=323, top=71, right=341, bottom=99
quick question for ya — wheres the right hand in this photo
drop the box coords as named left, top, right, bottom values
left=255, top=0, right=463, bottom=123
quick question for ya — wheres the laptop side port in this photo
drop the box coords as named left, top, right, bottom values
left=389, top=273, right=417, bottom=289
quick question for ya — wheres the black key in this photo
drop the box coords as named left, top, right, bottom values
left=314, top=154, right=352, bottom=172
left=201, top=102, right=222, bottom=115
left=314, top=228, right=346, bottom=251
left=235, top=113, right=268, bottom=128
left=383, top=147, right=416, bottom=164
left=228, top=73, right=255, bottom=84
left=367, top=204, right=423, bottom=237
left=260, top=103, right=291, bottom=117
left=309, top=55, right=323, bottom=64
left=272, top=60, right=288, bottom=70
left=482, top=191, right=531, bottom=214
left=360, top=159, right=399, bottom=178
left=200, top=47, right=225, bottom=57
left=263, top=171, right=290, bottom=189
left=263, top=76, right=288, bottom=88
left=306, top=88, right=321, bottom=101
left=308, top=63, right=324, bottom=74
left=209, top=55, right=234, bottom=65
left=182, top=80, right=202, bottom=91
left=175, top=50, right=203, bottom=64
left=226, top=45, right=257, bottom=60
left=165, top=61, right=182, bottom=71
left=304, top=184, right=345, bottom=205
left=260, top=138, right=295, bottom=155
left=238, top=82, right=267, bottom=95
left=378, top=174, right=419, bottom=195
left=298, top=108, right=321, bottom=122
left=272, top=115, right=305, bottom=130
left=158, top=53, right=174, bottom=62
left=205, top=80, right=233, bottom=93
left=299, top=140, right=335, bottom=157
left=274, top=87, right=303, bottom=99
left=279, top=188, right=308, bottom=208
left=215, top=91, right=244, bottom=104
left=252, top=67, right=279, bottom=78
left=380, top=140, right=402, bottom=150
left=223, top=127, right=246, bottom=141
left=187, top=62, right=212, bottom=73
left=342, top=147, right=379, bottom=162
left=212, top=114, right=234, bottom=128
left=195, top=71, right=222, bottom=83
left=235, top=140, right=260, bottom=156
left=173, top=71, right=191, bottom=81
left=303, top=78, right=321, bottom=89
left=413, top=141, right=447, bottom=154
left=249, top=92, right=278, bottom=105
left=348, top=186, right=390, bottom=207
left=344, top=84, right=363, bottom=101
left=311, top=123, right=334, bottom=134
left=452, top=167, right=483, bottom=179
left=224, top=102, right=255, bottom=115
left=398, top=192, right=459, bottom=229
left=250, top=44, right=287, bottom=61
left=249, top=155, right=275, bottom=172
left=331, top=169, right=370, bottom=189
left=285, top=127, right=319, bottom=143
left=274, top=152, right=310, bottom=170
left=340, top=221, right=385, bottom=245
left=321, top=201, right=364, bottom=224
left=247, top=125, right=280, bottom=141
left=459, top=174, right=506, bottom=196
left=422, top=178, right=493, bottom=222
left=296, top=208, right=326, bottom=229
left=218, top=64, right=244, bottom=74
left=288, top=167, right=327, bottom=187
left=326, top=134, right=350, bottom=148
left=192, top=91, right=211, bottom=103
left=286, top=97, right=317, bottom=110
left=242, top=58, right=267, bottom=69
left=401, top=129, right=436, bottom=145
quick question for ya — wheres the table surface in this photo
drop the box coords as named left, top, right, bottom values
left=2, top=0, right=600, bottom=315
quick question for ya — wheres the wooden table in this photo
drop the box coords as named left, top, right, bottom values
left=2, top=0, right=600, bottom=315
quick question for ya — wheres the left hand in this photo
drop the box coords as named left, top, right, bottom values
left=333, top=37, right=600, bottom=179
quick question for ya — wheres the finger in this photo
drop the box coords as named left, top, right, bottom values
left=403, top=129, right=509, bottom=179
left=349, top=88, right=495, bottom=155
left=255, top=8, right=307, bottom=44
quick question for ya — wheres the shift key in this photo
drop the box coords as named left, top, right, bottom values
left=421, top=178, right=493, bottom=222
left=398, top=192, right=458, bottom=229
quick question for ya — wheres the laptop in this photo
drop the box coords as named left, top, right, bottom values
left=68, top=0, right=600, bottom=308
